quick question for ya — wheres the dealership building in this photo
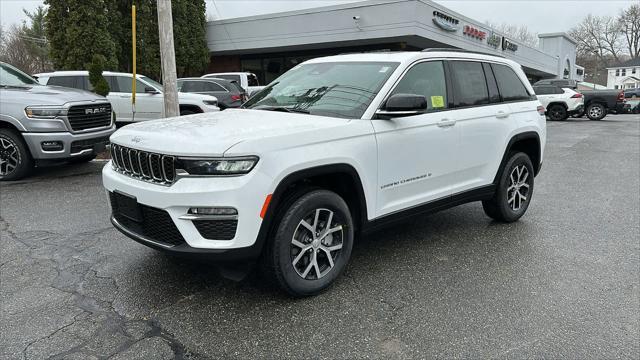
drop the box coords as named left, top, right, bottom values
left=205, top=0, right=583, bottom=85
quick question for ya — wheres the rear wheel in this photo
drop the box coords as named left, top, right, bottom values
left=180, top=109, right=196, bottom=116
left=547, top=104, right=567, bottom=121
left=262, top=189, right=354, bottom=297
left=482, top=152, right=534, bottom=222
left=586, top=103, right=606, bottom=120
left=0, top=128, right=33, bottom=181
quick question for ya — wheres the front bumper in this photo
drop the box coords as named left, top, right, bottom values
left=102, top=163, right=273, bottom=255
left=22, top=126, right=116, bottom=160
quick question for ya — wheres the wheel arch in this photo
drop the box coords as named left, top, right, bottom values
left=179, top=104, right=204, bottom=114
left=254, top=163, right=368, bottom=257
left=494, top=131, right=541, bottom=183
left=0, top=116, right=27, bottom=132
left=546, top=101, right=568, bottom=110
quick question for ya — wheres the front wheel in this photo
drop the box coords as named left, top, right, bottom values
left=0, top=128, right=33, bottom=181
left=586, top=103, right=606, bottom=120
left=482, top=152, right=534, bottom=222
left=262, top=189, right=354, bottom=297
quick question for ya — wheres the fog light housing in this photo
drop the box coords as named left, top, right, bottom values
left=41, top=141, right=63, bottom=151
left=188, top=207, right=237, bottom=216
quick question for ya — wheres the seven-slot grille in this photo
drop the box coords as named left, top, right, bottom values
left=110, top=144, right=176, bottom=185
left=67, top=103, right=112, bottom=131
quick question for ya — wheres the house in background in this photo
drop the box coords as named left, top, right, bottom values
left=606, top=58, right=640, bottom=89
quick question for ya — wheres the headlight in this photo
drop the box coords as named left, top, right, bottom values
left=203, top=100, right=218, bottom=106
left=176, top=156, right=258, bottom=176
left=25, top=106, right=67, bottom=118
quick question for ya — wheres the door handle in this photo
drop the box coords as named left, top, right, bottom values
left=496, top=110, right=510, bottom=119
left=437, top=118, right=456, bottom=128
left=119, top=95, right=130, bottom=98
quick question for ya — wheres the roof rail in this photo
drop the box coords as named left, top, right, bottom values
left=422, top=48, right=506, bottom=58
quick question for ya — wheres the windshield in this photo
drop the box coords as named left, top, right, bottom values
left=140, top=76, right=163, bottom=91
left=0, top=63, right=39, bottom=86
left=244, top=62, right=399, bottom=119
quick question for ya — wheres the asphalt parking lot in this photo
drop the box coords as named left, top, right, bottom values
left=1, top=114, right=639, bottom=359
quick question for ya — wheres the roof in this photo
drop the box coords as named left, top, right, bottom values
left=33, top=71, right=147, bottom=78
left=305, top=50, right=517, bottom=66
left=607, top=58, right=640, bottom=69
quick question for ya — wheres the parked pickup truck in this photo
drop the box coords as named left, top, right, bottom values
left=580, top=89, right=625, bottom=120
left=1, top=62, right=115, bottom=181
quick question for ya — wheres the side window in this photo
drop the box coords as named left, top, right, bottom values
left=207, top=82, right=227, bottom=92
left=491, top=64, right=531, bottom=102
left=81, top=76, right=93, bottom=91
left=48, top=76, right=79, bottom=89
left=450, top=61, right=489, bottom=107
left=554, top=86, right=565, bottom=94
left=115, top=76, right=132, bottom=93
left=482, top=62, right=500, bottom=103
left=104, top=76, right=120, bottom=92
left=533, top=86, right=547, bottom=95
left=389, top=61, right=448, bottom=111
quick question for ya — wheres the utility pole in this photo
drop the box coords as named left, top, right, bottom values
left=157, top=0, right=179, bottom=118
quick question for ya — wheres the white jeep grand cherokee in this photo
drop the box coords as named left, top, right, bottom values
left=103, top=50, right=546, bottom=296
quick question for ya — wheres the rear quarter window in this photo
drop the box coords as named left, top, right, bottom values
left=491, top=64, right=531, bottom=102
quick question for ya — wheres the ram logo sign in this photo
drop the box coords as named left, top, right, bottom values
left=85, top=107, right=109, bottom=115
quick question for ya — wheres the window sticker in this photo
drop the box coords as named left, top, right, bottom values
left=431, top=95, right=445, bottom=108
left=379, top=66, right=390, bottom=73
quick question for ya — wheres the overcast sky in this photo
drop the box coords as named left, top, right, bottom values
left=1, top=0, right=636, bottom=34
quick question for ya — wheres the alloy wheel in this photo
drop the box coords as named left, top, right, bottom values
left=589, top=106, right=603, bottom=118
left=0, top=136, right=20, bottom=176
left=290, top=208, right=344, bottom=280
left=507, top=165, right=530, bottom=211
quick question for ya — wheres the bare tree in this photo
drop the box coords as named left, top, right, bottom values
left=570, top=14, right=623, bottom=62
left=619, top=3, right=640, bottom=59
left=485, top=21, right=538, bottom=47
left=0, top=25, right=41, bottom=73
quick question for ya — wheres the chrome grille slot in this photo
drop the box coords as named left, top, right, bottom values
left=129, top=149, right=141, bottom=175
left=139, top=152, right=151, bottom=178
left=149, top=154, right=163, bottom=181
left=110, top=144, right=176, bottom=185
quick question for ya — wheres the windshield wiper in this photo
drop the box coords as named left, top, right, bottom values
left=254, top=105, right=310, bottom=114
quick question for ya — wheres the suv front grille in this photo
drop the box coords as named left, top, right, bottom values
left=110, top=144, right=176, bottom=185
left=67, top=103, right=112, bottom=131
left=109, top=192, right=185, bottom=246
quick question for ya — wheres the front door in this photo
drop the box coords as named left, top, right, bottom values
left=372, top=60, right=459, bottom=217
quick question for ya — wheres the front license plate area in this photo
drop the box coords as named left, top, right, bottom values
left=113, top=191, right=142, bottom=222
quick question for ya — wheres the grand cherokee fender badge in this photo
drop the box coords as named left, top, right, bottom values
left=381, top=173, right=431, bottom=190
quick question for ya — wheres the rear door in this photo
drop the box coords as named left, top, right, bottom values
left=449, top=60, right=514, bottom=193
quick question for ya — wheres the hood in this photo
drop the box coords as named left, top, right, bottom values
left=0, top=84, right=106, bottom=106
left=110, top=109, right=351, bottom=157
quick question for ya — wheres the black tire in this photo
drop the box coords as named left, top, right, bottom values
left=586, top=103, right=606, bottom=120
left=547, top=104, right=567, bottom=121
left=180, top=109, right=196, bottom=116
left=262, top=189, right=354, bottom=297
left=68, top=154, right=96, bottom=163
left=482, top=152, right=534, bottom=223
left=0, top=128, right=33, bottom=181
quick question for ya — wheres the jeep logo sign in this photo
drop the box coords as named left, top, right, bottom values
left=85, top=107, right=109, bottom=115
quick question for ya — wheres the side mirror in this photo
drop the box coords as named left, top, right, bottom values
left=377, top=93, right=428, bottom=117
left=145, top=86, right=159, bottom=94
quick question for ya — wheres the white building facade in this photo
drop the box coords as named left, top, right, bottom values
left=606, top=58, right=640, bottom=89
left=205, top=0, right=582, bottom=84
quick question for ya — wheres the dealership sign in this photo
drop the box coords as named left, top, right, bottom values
left=487, top=32, right=501, bottom=49
left=432, top=11, right=459, bottom=32
left=463, top=25, right=486, bottom=40
left=502, top=37, right=518, bottom=52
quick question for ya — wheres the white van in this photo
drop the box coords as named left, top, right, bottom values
left=35, top=71, right=219, bottom=122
